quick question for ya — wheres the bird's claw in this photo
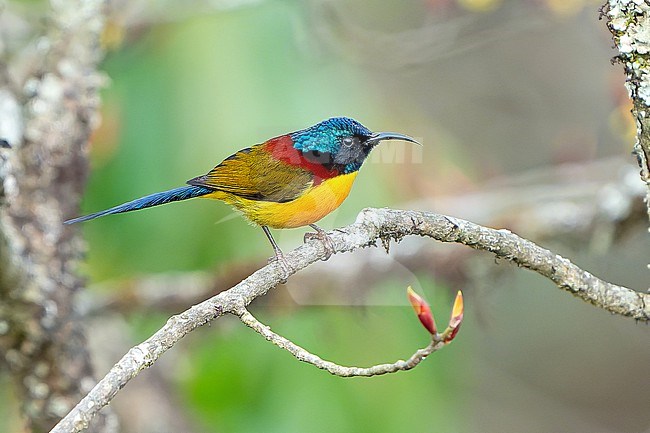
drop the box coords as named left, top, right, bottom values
left=304, top=225, right=335, bottom=260
left=268, top=251, right=291, bottom=283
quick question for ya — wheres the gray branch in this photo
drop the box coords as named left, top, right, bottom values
left=50, top=207, right=649, bottom=433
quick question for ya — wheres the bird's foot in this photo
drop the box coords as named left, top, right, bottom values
left=268, top=251, right=291, bottom=283
left=304, top=224, right=335, bottom=260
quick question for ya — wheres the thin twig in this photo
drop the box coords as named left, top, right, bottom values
left=234, top=306, right=445, bottom=377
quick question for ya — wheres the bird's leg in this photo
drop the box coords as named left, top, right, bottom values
left=304, top=224, right=335, bottom=260
left=262, top=226, right=290, bottom=282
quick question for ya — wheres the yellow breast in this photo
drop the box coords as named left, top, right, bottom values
left=204, top=172, right=358, bottom=229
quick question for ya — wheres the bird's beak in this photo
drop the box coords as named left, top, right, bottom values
left=366, top=132, right=421, bottom=146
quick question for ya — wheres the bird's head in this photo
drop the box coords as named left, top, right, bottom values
left=290, top=117, right=419, bottom=174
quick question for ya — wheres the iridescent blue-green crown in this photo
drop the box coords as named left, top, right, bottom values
left=290, top=117, right=372, bottom=153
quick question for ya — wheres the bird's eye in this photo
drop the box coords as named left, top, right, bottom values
left=342, top=137, right=355, bottom=147
left=303, top=149, right=332, bottom=165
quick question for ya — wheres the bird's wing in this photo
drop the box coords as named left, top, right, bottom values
left=186, top=143, right=315, bottom=203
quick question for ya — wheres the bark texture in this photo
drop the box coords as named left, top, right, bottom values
left=51, top=207, right=649, bottom=433
left=0, top=1, right=115, bottom=431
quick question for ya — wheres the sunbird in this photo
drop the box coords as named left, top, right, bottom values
left=66, top=117, right=419, bottom=269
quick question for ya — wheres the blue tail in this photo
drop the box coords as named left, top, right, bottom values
left=64, top=185, right=213, bottom=224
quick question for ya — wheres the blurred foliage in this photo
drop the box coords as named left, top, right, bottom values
left=179, top=302, right=467, bottom=433
left=75, top=0, right=650, bottom=432
left=84, top=1, right=391, bottom=279
left=2, top=0, right=649, bottom=432
left=79, top=2, right=469, bottom=432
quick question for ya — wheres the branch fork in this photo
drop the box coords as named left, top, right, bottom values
left=49, top=207, right=649, bottom=433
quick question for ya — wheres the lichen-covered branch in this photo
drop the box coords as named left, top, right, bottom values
left=606, top=0, right=650, bottom=224
left=0, top=0, right=115, bottom=432
left=50, top=207, right=648, bottom=433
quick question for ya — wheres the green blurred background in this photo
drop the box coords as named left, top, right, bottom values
left=6, top=0, right=650, bottom=432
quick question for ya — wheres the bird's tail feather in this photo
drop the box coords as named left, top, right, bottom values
left=64, top=185, right=213, bottom=224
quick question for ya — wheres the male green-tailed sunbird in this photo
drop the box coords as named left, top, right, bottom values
left=66, top=117, right=419, bottom=266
